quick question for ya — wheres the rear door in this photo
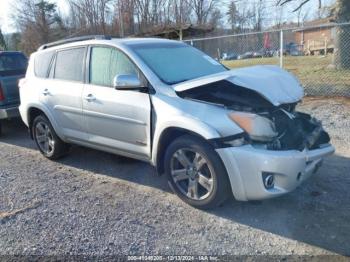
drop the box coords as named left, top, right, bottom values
left=40, top=47, right=87, bottom=141
left=0, top=53, right=27, bottom=106
left=82, top=45, right=151, bottom=158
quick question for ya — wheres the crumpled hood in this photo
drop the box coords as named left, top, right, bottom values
left=173, top=65, right=304, bottom=106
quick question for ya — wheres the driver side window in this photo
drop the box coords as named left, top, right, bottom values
left=90, top=46, right=138, bottom=87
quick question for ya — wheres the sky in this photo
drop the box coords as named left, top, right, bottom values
left=0, top=0, right=69, bottom=33
left=0, top=0, right=336, bottom=34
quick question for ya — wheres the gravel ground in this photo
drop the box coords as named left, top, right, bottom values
left=0, top=97, right=349, bottom=257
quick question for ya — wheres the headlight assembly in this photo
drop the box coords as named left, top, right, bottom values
left=228, top=112, right=278, bottom=142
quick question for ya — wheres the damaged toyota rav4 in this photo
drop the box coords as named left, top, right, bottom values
left=19, top=37, right=334, bottom=209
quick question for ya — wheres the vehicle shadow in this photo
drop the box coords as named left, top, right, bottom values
left=0, top=119, right=171, bottom=193
left=1, top=119, right=350, bottom=255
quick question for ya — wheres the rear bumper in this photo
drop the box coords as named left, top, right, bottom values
left=216, top=144, right=335, bottom=201
left=0, top=106, right=20, bottom=120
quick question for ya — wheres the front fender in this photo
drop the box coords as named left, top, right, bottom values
left=151, top=115, right=220, bottom=166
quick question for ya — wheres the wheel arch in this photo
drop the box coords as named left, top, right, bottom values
left=153, top=126, right=219, bottom=175
left=27, top=105, right=63, bottom=140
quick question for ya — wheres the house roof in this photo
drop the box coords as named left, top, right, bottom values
left=293, top=17, right=336, bottom=32
left=133, top=24, right=214, bottom=39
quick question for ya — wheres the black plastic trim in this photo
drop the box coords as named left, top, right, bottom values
left=209, top=132, right=249, bottom=148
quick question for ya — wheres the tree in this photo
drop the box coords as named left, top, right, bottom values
left=12, top=0, right=65, bottom=54
left=115, top=0, right=136, bottom=36
left=226, top=1, right=239, bottom=31
left=172, top=0, right=192, bottom=26
left=190, top=0, right=220, bottom=25
left=210, top=8, right=223, bottom=28
left=0, top=28, right=7, bottom=50
left=278, top=0, right=350, bottom=69
left=66, top=0, right=113, bottom=36
left=134, top=0, right=152, bottom=32
left=252, top=0, right=266, bottom=31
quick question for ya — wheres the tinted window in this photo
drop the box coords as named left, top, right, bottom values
left=34, top=50, right=54, bottom=78
left=129, top=42, right=227, bottom=85
left=90, top=46, right=137, bottom=87
left=54, top=48, right=85, bottom=82
left=0, top=53, right=27, bottom=74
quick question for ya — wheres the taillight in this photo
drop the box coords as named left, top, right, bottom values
left=0, top=83, right=5, bottom=101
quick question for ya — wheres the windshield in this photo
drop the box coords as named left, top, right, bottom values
left=0, top=53, right=27, bottom=73
left=129, top=42, right=227, bottom=85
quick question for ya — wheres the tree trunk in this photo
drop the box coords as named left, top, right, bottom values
left=333, top=0, right=350, bottom=69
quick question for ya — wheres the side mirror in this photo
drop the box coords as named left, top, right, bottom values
left=113, top=74, right=142, bottom=90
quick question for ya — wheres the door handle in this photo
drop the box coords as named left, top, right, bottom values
left=42, top=89, right=50, bottom=96
left=84, top=94, right=96, bottom=102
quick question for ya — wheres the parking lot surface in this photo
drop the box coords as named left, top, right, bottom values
left=0, top=97, right=349, bottom=256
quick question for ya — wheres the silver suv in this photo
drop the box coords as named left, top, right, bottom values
left=19, top=36, right=334, bottom=209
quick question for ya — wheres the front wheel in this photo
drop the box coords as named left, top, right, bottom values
left=32, top=115, right=69, bottom=159
left=164, top=135, right=231, bottom=209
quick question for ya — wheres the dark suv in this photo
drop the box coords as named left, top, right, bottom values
left=0, top=51, right=27, bottom=135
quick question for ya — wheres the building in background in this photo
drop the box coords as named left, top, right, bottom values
left=294, top=18, right=336, bottom=55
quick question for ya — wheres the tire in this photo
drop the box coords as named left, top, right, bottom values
left=164, top=135, right=231, bottom=209
left=0, top=121, right=2, bottom=136
left=32, top=115, right=69, bottom=159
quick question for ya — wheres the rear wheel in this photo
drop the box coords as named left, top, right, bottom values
left=32, top=115, right=69, bottom=159
left=164, top=135, right=231, bottom=209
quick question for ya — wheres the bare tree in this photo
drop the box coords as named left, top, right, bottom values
left=12, top=0, right=65, bottom=54
left=115, top=0, right=136, bottom=36
left=295, top=5, right=309, bottom=26
left=66, top=0, right=113, bottom=36
left=134, top=0, right=152, bottom=32
left=252, top=0, right=266, bottom=31
left=172, top=0, right=192, bottom=26
left=190, top=0, right=220, bottom=25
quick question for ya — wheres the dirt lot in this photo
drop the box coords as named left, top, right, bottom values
left=0, top=97, right=349, bottom=257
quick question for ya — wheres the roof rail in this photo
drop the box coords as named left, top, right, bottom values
left=38, top=35, right=112, bottom=51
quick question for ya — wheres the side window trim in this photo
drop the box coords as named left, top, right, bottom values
left=48, top=52, right=57, bottom=79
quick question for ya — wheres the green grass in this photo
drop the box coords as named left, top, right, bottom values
left=222, top=56, right=350, bottom=96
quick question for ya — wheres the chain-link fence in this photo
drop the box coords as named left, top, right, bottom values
left=184, top=23, right=350, bottom=97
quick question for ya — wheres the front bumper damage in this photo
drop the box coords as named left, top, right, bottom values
left=174, top=65, right=335, bottom=201
left=216, top=144, right=335, bottom=201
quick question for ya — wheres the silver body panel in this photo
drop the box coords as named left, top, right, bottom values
left=19, top=38, right=334, bottom=201
left=217, top=144, right=335, bottom=201
left=82, top=83, right=151, bottom=157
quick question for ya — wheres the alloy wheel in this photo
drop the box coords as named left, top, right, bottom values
left=170, top=148, right=214, bottom=200
left=35, top=121, right=55, bottom=155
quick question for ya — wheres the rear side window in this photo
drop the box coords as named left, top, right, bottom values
left=0, top=53, right=27, bottom=75
left=34, top=51, right=54, bottom=78
left=54, top=47, right=85, bottom=82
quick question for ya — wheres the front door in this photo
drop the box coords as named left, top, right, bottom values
left=82, top=46, right=151, bottom=158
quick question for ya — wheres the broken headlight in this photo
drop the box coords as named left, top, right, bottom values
left=228, top=112, right=278, bottom=142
